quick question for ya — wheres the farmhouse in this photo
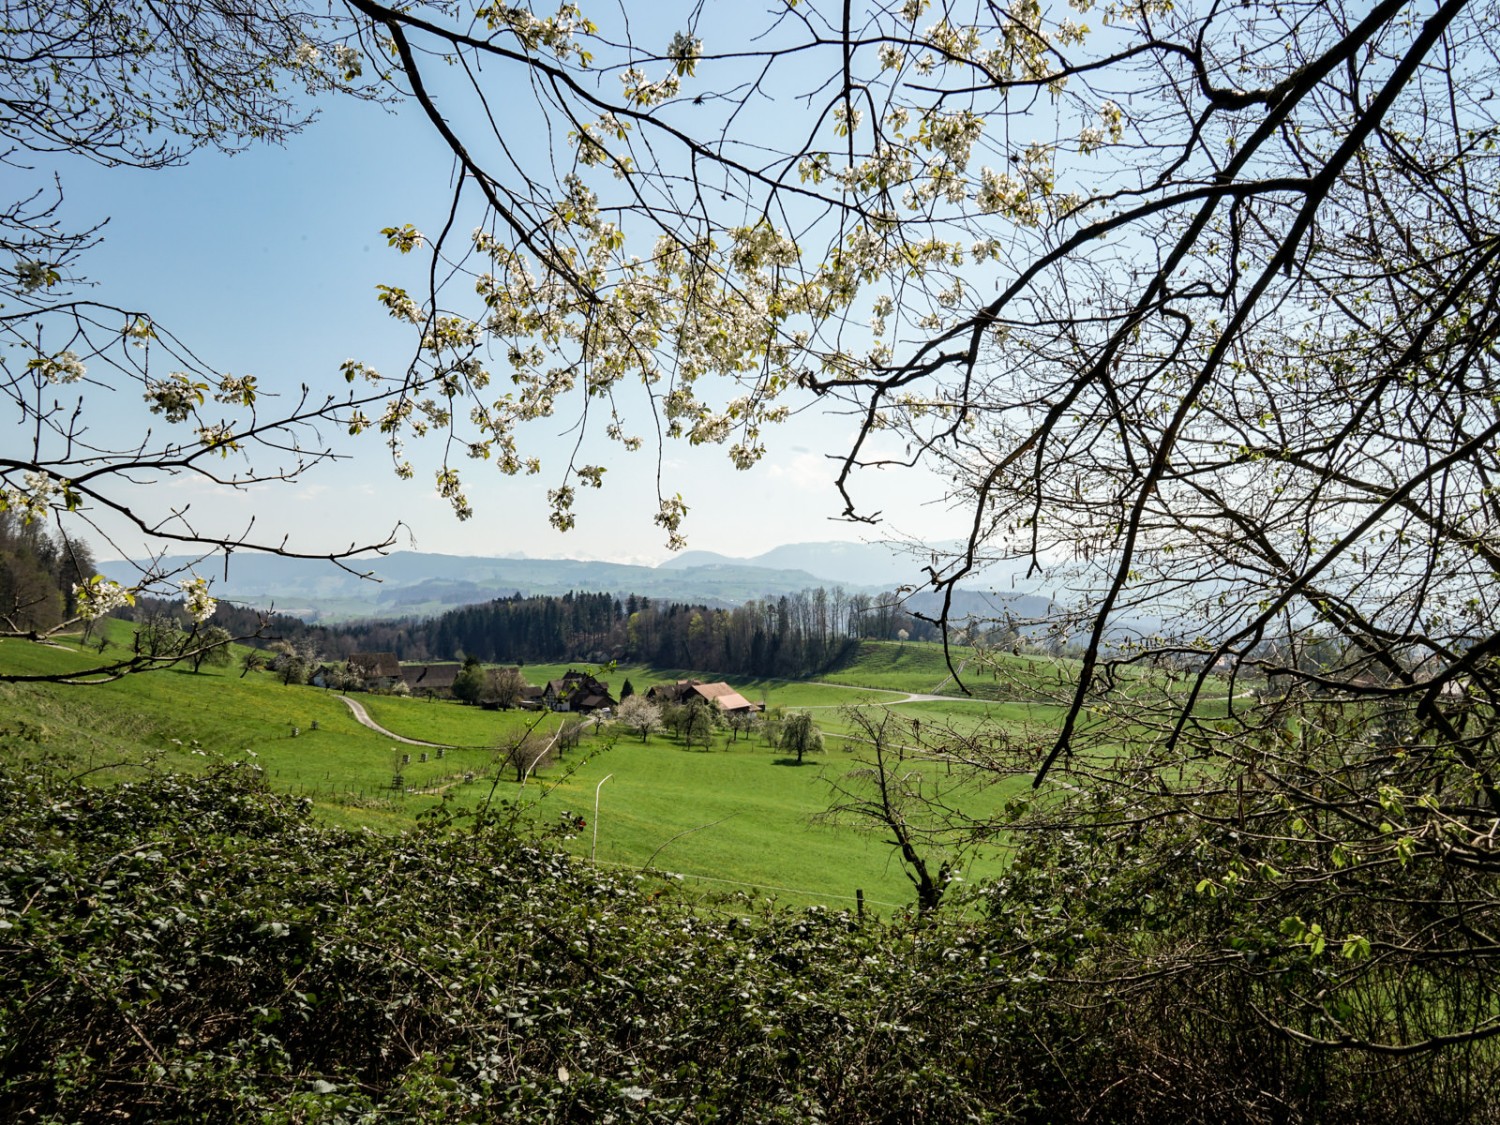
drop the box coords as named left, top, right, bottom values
left=348, top=652, right=403, bottom=690
left=401, top=663, right=461, bottom=699
left=544, top=670, right=616, bottom=713
left=647, top=679, right=761, bottom=715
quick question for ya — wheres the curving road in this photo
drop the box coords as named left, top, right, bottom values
left=795, top=683, right=974, bottom=709
left=336, top=695, right=452, bottom=747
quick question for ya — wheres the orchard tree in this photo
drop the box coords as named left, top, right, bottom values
left=133, top=613, right=186, bottom=660
left=269, top=638, right=318, bottom=687
left=726, top=708, right=759, bottom=744
left=499, top=733, right=553, bottom=783
left=615, top=694, right=663, bottom=742
left=452, top=656, right=485, bottom=705
left=778, top=711, right=824, bottom=765
left=323, top=660, right=365, bottom=693
left=481, top=665, right=528, bottom=709
left=673, top=699, right=718, bottom=750
left=187, top=626, right=234, bottom=673
left=556, top=718, right=586, bottom=756
left=819, top=708, right=1013, bottom=913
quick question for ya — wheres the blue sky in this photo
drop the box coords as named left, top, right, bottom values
left=44, top=80, right=957, bottom=567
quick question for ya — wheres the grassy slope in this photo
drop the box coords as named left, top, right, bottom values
left=823, top=639, right=1095, bottom=700
left=1, top=632, right=1076, bottom=911
left=518, top=737, right=1010, bottom=911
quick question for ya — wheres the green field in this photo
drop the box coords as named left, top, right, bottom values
left=821, top=639, right=1085, bottom=699
left=354, top=690, right=552, bottom=748
left=0, top=630, right=1092, bottom=910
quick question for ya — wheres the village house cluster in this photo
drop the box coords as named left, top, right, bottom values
left=319, top=656, right=761, bottom=717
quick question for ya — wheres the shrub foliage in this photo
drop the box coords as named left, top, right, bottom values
left=0, top=764, right=1017, bottom=1123
left=4, top=759, right=1498, bottom=1123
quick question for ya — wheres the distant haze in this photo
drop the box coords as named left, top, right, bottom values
left=101, top=540, right=1072, bottom=624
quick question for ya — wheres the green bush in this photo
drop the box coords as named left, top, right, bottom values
left=7, top=757, right=1496, bottom=1123
left=0, top=762, right=1022, bottom=1123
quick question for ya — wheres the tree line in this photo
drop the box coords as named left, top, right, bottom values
left=198, top=587, right=937, bottom=676
left=0, top=513, right=97, bottom=635
left=64, top=560, right=937, bottom=678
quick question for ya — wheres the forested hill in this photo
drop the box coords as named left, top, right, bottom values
left=306, top=587, right=947, bottom=677
left=132, top=583, right=1057, bottom=676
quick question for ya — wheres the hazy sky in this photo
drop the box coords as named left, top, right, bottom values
left=46, top=78, right=961, bottom=567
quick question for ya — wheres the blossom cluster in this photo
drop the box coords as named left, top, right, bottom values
left=1, top=472, right=63, bottom=522
left=73, top=577, right=135, bottom=621
left=214, top=374, right=257, bottom=406
left=195, top=423, right=239, bottom=453
left=28, top=350, right=86, bottom=383
left=179, top=575, right=218, bottom=623
left=667, top=31, right=701, bottom=75
left=620, top=67, right=679, bottom=107
left=333, top=44, right=362, bottom=79
left=144, top=373, right=207, bottom=423
left=15, top=259, right=56, bottom=292
left=473, top=1, right=594, bottom=63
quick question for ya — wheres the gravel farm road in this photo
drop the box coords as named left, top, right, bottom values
left=335, top=695, right=451, bottom=748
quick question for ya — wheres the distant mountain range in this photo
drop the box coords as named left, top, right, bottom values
left=100, top=541, right=1065, bottom=625
left=660, top=541, right=944, bottom=590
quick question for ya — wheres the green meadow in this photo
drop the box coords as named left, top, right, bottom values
left=0, top=627, right=1094, bottom=911
left=820, top=639, right=1086, bottom=699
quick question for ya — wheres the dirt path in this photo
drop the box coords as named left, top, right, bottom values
left=796, top=682, right=971, bottom=708
left=336, top=695, right=452, bottom=748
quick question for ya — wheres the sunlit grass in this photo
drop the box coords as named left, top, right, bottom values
left=1, top=626, right=1163, bottom=913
